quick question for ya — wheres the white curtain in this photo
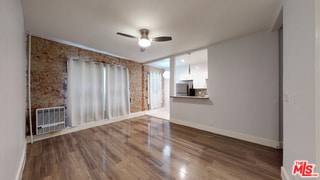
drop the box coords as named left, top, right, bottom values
left=105, top=65, right=130, bottom=119
left=68, top=58, right=130, bottom=126
left=68, top=59, right=104, bottom=126
left=149, top=71, right=162, bottom=109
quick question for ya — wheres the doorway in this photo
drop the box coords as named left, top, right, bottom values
left=145, top=58, right=170, bottom=120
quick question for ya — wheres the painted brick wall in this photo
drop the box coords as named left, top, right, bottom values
left=26, top=36, right=144, bottom=135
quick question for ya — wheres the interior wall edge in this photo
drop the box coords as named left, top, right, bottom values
left=15, top=138, right=27, bottom=180
left=27, top=33, right=126, bottom=60
left=315, top=0, right=320, bottom=173
left=280, top=166, right=290, bottom=180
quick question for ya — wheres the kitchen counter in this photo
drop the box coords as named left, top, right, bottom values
left=170, top=95, right=209, bottom=99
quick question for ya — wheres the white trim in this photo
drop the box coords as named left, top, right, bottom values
left=15, top=138, right=27, bottom=180
left=170, top=118, right=280, bottom=148
left=27, top=111, right=145, bottom=143
left=281, top=166, right=290, bottom=180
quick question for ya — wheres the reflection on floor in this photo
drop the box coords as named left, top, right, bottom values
left=145, top=107, right=170, bottom=120
left=22, top=115, right=282, bottom=180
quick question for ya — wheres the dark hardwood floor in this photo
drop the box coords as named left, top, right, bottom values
left=22, top=115, right=282, bottom=180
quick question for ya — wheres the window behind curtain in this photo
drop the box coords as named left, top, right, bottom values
left=149, top=71, right=163, bottom=109
left=67, top=58, right=130, bottom=127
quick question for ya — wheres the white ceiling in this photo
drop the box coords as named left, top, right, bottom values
left=175, top=49, right=208, bottom=67
left=21, top=0, right=282, bottom=63
left=146, top=58, right=170, bottom=70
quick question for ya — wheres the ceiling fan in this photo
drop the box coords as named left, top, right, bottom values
left=116, top=29, right=172, bottom=52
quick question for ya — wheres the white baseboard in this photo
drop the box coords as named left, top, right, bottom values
left=170, top=118, right=280, bottom=148
left=16, top=138, right=27, bottom=180
left=279, top=141, right=283, bottom=149
left=281, top=166, right=290, bottom=180
left=27, top=111, right=146, bottom=143
left=26, top=112, right=280, bottom=148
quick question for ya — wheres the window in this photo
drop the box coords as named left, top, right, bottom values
left=67, top=58, right=130, bottom=127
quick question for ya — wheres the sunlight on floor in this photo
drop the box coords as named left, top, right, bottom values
left=145, top=107, right=170, bottom=120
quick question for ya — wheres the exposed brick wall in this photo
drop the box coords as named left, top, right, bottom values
left=26, top=36, right=144, bottom=135
left=119, top=59, right=144, bottom=112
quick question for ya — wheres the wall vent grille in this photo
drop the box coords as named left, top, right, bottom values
left=36, top=106, right=65, bottom=135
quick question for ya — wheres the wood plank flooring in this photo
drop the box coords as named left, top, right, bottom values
left=22, top=115, right=282, bottom=180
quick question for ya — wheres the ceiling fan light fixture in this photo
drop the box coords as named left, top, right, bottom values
left=117, top=29, right=172, bottom=51
left=138, top=38, right=151, bottom=48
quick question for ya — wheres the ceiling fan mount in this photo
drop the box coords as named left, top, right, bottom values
left=116, top=29, right=172, bottom=52
left=140, top=29, right=149, bottom=39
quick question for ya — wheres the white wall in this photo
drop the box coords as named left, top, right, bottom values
left=0, top=0, right=26, bottom=180
left=282, top=0, right=318, bottom=179
left=171, top=31, right=279, bottom=147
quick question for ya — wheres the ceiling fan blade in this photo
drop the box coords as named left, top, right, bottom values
left=116, top=32, right=137, bottom=39
left=152, top=36, right=172, bottom=42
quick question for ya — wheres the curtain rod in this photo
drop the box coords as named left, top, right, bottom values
left=67, top=58, right=127, bottom=68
